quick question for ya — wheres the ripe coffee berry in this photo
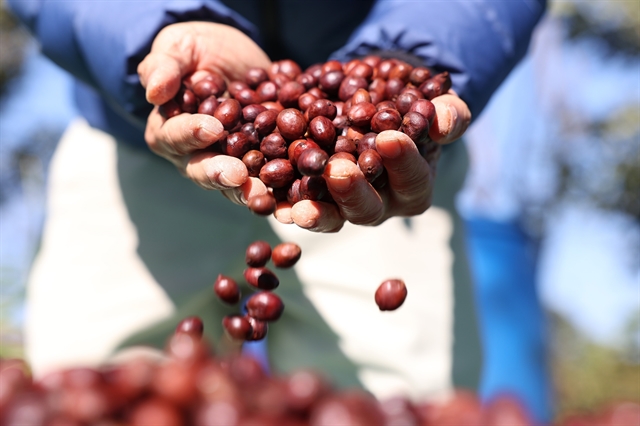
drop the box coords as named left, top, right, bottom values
left=222, top=315, right=253, bottom=340
left=375, top=279, right=408, bottom=311
left=247, top=193, right=277, bottom=216
left=175, top=316, right=204, bottom=337
left=271, top=242, right=302, bottom=268
left=246, top=291, right=285, bottom=322
left=244, top=266, right=280, bottom=290
left=297, top=148, right=329, bottom=177
left=245, top=316, right=269, bottom=341
left=214, top=274, right=241, bottom=304
left=245, top=241, right=272, bottom=267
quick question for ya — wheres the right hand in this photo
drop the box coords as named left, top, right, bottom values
left=138, top=22, right=272, bottom=203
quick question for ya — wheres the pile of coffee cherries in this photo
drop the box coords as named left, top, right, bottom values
left=160, top=56, right=448, bottom=215
left=213, top=240, right=301, bottom=342
left=3, top=333, right=638, bottom=425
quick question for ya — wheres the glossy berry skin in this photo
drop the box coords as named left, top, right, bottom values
left=214, top=275, right=241, bottom=304
left=358, top=149, right=384, bottom=183
left=247, top=194, right=277, bottom=216
left=243, top=266, right=279, bottom=290
left=271, top=243, right=302, bottom=268
left=245, top=241, right=272, bottom=267
left=297, top=148, right=329, bottom=177
left=259, top=159, right=295, bottom=188
left=245, top=316, right=269, bottom=341
left=246, top=292, right=285, bottom=322
left=375, top=279, right=407, bottom=311
left=222, top=315, right=253, bottom=340
left=175, top=316, right=204, bottom=337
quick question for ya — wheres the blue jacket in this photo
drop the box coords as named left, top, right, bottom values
left=7, top=0, right=546, bottom=148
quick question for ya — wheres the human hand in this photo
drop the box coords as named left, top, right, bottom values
left=275, top=91, right=470, bottom=232
left=138, top=22, right=272, bottom=203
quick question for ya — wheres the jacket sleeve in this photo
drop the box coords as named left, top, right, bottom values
left=331, top=0, right=547, bottom=120
left=6, top=0, right=259, bottom=121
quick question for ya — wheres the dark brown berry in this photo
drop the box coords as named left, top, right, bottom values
left=222, top=315, right=253, bottom=340
left=259, top=159, right=295, bottom=188
left=245, top=241, right=272, bottom=267
left=260, top=133, right=288, bottom=160
left=214, top=274, right=241, bottom=304
left=175, top=316, right=204, bottom=337
left=297, top=148, right=329, bottom=177
left=246, top=292, right=285, bottom=322
left=271, top=242, right=302, bottom=268
left=375, top=279, right=407, bottom=311
left=245, top=316, right=269, bottom=341
left=358, top=149, right=384, bottom=182
left=242, top=150, right=265, bottom=177
left=198, top=96, right=219, bottom=115
left=371, top=109, right=402, bottom=133
left=244, top=266, right=279, bottom=290
left=245, top=67, right=269, bottom=88
left=254, top=109, right=278, bottom=136
left=307, top=116, right=336, bottom=148
left=247, top=193, right=277, bottom=216
left=347, top=102, right=377, bottom=127
left=214, top=99, right=242, bottom=130
left=276, top=109, right=307, bottom=140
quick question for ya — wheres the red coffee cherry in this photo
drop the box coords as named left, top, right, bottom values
left=245, top=316, right=269, bottom=341
left=307, top=99, right=338, bottom=121
left=371, top=109, right=402, bottom=133
left=245, top=241, right=272, bottom=267
left=334, top=136, right=357, bottom=155
left=175, top=87, right=198, bottom=113
left=159, top=100, right=182, bottom=119
left=287, top=179, right=302, bottom=204
left=377, top=59, right=398, bottom=79
left=351, top=88, right=371, bottom=105
left=347, top=102, right=377, bottom=128
left=243, top=266, right=279, bottom=290
left=330, top=152, right=357, bottom=163
left=408, top=99, right=436, bottom=127
left=388, top=62, right=413, bottom=82
left=296, top=73, right=318, bottom=90
left=356, top=132, right=378, bottom=156
left=259, top=159, right=295, bottom=188
left=297, top=148, right=329, bottom=177
left=276, top=109, right=307, bottom=140
left=300, top=175, right=327, bottom=201
left=260, top=133, right=288, bottom=160
left=254, top=109, right=278, bottom=136
left=274, top=59, right=302, bottom=80
left=338, top=76, right=368, bottom=102
left=222, top=315, right=253, bottom=340
left=243, top=104, right=268, bottom=122
left=287, top=139, right=320, bottom=168
left=375, top=279, right=407, bottom=311
left=242, top=150, right=265, bottom=177
left=245, top=67, right=269, bottom=88
left=278, top=81, right=306, bottom=108
left=395, top=92, right=418, bottom=115
left=400, top=111, right=429, bottom=143
left=246, top=292, right=285, bottom=322
left=240, top=122, right=259, bottom=145
left=175, top=316, right=204, bottom=337
left=228, top=81, right=249, bottom=98
left=307, top=116, right=336, bottom=148
left=247, top=193, right=277, bottom=216
left=225, top=132, right=251, bottom=158
left=385, top=78, right=405, bottom=100
left=271, top=243, right=302, bottom=268
left=419, top=71, right=452, bottom=100
left=214, top=99, right=242, bottom=130
left=198, top=96, right=219, bottom=116
left=256, top=80, right=278, bottom=102
left=234, top=88, right=261, bottom=107
left=298, top=93, right=318, bottom=111
left=358, top=149, right=384, bottom=183
left=193, top=78, right=223, bottom=100
left=214, top=274, right=241, bottom=304
left=319, top=70, right=345, bottom=95
left=409, top=67, right=432, bottom=85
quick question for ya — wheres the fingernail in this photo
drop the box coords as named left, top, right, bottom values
left=219, top=171, right=243, bottom=187
left=376, top=136, right=402, bottom=159
left=327, top=175, right=352, bottom=193
left=198, top=120, right=223, bottom=142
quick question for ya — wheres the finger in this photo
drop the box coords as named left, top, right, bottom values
left=274, top=201, right=294, bottom=224
left=221, top=177, right=268, bottom=206
left=185, top=151, right=248, bottom=191
left=323, top=158, right=384, bottom=225
left=429, top=94, right=471, bottom=144
left=151, top=113, right=225, bottom=158
left=139, top=51, right=194, bottom=105
left=290, top=200, right=345, bottom=233
left=375, top=130, right=432, bottom=213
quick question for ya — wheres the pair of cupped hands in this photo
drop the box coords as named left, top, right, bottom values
left=139, top=23, right=471, bottom=233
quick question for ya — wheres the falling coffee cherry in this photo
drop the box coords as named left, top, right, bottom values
left=246, top=291, right=285, bottom=322
left=175, top=316, right=204, bottom=338
left=222, top=315, right=253, bottom=340
left=245, top=241, right=272, bottom=267
left=214, top=274, right=241, bottom=304
left=244, top=266, right=280, bottom=290
left=375, top=279, right=407, bottom=311
left=271, top=243, right=302, bottom=268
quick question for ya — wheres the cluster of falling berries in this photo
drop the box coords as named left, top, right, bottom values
left=160, top=56, right=448, bottom=216
left=213, top=241, right=301, bottom=342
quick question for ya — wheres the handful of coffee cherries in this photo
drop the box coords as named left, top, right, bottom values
left=160, top=56, right=448, bottom=215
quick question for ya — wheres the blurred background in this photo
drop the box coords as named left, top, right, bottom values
left=0, top=0, right=638, bottom=421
